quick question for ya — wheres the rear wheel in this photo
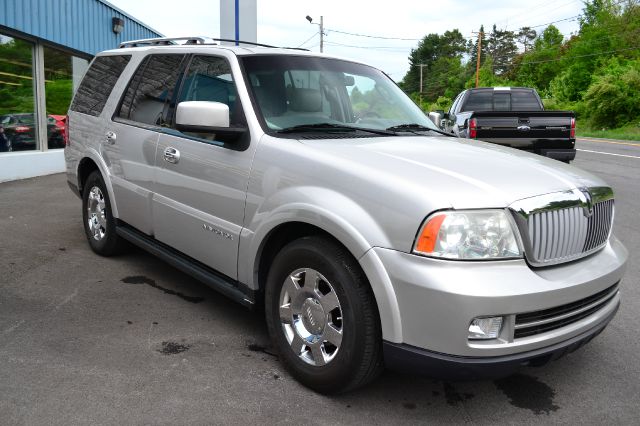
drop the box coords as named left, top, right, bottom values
left=82, top=171, right=125, bottom=256
left=265, top=236, right=383, bottom=393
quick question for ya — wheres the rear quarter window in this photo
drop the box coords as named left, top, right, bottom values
left=70, top=55, right=131, bottom=116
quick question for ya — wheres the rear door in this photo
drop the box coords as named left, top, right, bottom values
left=152, top=54, right=251, bottom=279
left=105, top=54, right=188, bottom=234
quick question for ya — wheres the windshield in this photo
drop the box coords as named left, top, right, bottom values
left=240, top=55, right=437, bottom=133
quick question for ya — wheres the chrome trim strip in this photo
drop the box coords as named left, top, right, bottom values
left=514, top=287, right=619, bottom=330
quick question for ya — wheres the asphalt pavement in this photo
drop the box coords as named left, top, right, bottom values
left=1, top=138, right=639, bottom=425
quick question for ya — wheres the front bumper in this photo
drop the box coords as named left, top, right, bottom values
left=383, top=297, right=619, bottom=380
left=371, top=235, right=627, bottom=360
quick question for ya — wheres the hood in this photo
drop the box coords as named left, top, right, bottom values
left=302, top=135, right=606, bottom=209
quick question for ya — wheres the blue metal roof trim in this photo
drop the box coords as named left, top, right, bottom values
left=0, top=0, right=163, bottom=56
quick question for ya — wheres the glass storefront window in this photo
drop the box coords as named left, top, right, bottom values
left=44, top=46, right=88, bottom=149
left=0, top=34, right=36, bottom=153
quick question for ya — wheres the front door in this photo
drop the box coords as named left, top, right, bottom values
left=152, top=55, right=252, bottom=279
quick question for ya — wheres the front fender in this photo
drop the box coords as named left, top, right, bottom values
left=238, top=186, right=403, bottom=342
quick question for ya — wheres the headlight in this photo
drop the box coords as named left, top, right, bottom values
left=413, top=210, right=522, bottom=260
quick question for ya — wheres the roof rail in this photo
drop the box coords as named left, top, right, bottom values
left=119, top=36, right=309, bottom=51
left=119, top=36, right=215, bottom=48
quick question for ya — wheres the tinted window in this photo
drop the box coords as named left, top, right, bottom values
left=117, top=54, right=186, bottom=126
left=461, top=91, right=492, bottom=112
left=493, top=92, right=511, bottom=111
left=70, top=55, right=130, bottom=116
left=450, top=92, right=463, bottom=114
left=512, top=90, right=542, bottom=111
left=177, top=55, right=244, bottom=126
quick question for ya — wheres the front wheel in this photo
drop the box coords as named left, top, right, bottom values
left=265, top=236, right=383, bottom=394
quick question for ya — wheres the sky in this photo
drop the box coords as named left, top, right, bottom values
left=107, top=0, right=584, bottom=81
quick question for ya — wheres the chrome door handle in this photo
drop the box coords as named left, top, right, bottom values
left=105, top=131, right=117, bottom=144
left=163, top=147, right=180, bottom=164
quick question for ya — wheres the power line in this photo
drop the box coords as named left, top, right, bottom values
left=487, top=28, right=640, bottom=61
left=505, top=0, right=581, bottom=29
left=325, top=28, right=421, bottom=41
left=296, top=31, right=319, bottom=48
left=519, top=45, right=639, bottom=65
left=324, top=41, right=409, bottom=51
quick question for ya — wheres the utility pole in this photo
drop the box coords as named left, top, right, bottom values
left=320, top=16, right=324, bottom=53
left=306, top=15, right=325, bottom=53
left=419, top=63, right=425, bottom=106
left=473, top=31, right=484, bottom=88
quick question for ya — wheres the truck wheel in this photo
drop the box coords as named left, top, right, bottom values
left=82, top=171, right=124, bottom=256
left=265, top=236, right=383, bottom=394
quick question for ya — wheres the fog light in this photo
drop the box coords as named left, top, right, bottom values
left=468, top=317, right=503, bottom=340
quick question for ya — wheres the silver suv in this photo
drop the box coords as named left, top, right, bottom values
left=65, top=37, right=627, bottom=393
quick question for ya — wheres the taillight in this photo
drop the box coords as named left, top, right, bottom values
left=15, top=126, right=30, bottom=133
left=570, top=117, right=575, bottom=139
left=63, top=115, right=69, bottom=146
left=469, top=118, right=477, bottom=139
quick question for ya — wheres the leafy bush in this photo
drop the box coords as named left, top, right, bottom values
left=583, top=59, right=640, bottom=128
left=428, top=96, right=453, bottom=112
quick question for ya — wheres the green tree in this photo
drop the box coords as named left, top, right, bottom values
left=513, top=25, right=565, bottom=95
left=486, top=25, right=518, bottom=75
left=400, top=30, right=467, bottom=95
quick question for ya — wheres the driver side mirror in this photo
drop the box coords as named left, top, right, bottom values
left=428, top=111, right=444, bottom=128
left=175, top=101, right=247, bottom=141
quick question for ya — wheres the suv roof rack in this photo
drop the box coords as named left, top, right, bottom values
left=119, top=36, right=309, bottom=51
left=119, top=36, right=215, bottom=48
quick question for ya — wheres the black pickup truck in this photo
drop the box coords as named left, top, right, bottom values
left=430, top=87, right=576, bottom=162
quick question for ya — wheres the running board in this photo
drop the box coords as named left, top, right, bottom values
left=116, top=224, right=255, bottom=309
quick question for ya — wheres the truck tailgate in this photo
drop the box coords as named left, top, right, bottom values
left=473, top=111, right=573, bottom=141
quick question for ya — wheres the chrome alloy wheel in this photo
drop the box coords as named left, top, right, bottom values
left=86, top=186, right=107, bottom=241
left=279, top=268, right=343, bottom=366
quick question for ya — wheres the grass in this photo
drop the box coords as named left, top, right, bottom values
left=576, top=122, right=640, bottom=141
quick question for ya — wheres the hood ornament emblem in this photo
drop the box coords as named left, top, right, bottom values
left=577, top=188, right=594, bottom=217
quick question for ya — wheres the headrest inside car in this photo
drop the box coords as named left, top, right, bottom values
left=289, top=88, right=322, bottom=112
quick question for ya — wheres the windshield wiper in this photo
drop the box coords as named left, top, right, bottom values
left=277, top=123, right=396, bottom=136
left=386, top=123, right=454, bottom=137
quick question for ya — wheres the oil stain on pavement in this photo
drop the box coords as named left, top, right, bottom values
left=495, top=374, right=560, bottom=414
left=158, top=341, right=191, bottom=355
left=121, top=275, right=204, bottom=303
left=442, top=382, right=475, bottom=406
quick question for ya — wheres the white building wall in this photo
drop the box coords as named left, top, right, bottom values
left=220, top=0, right=257, bottom=45
left=0, top=150, right=65, bottom=183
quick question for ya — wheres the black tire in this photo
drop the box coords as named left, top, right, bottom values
left=82, top=171, right=125, bottom=256
left=265, top=235, right=383, bottom=394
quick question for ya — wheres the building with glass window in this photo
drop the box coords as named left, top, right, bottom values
left=0, top=0, right=161, bottom=182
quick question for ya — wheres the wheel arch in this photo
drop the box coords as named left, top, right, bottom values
left=244, top=206, right=403, bottom=343
left=76, top=151, right=119, bottom=218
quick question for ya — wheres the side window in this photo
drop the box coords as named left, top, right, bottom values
left=450, top=92, right=463, bottom=115
left=176, top=55, right=244, bottom=126
left=117, top=54, right=186, bottom=126
left=70, top=55, right=130, bottom=116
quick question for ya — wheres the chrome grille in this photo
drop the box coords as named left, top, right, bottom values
left=510, top=187, right=615, bottom=266
left=584, top=199, right=614, bottom=252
